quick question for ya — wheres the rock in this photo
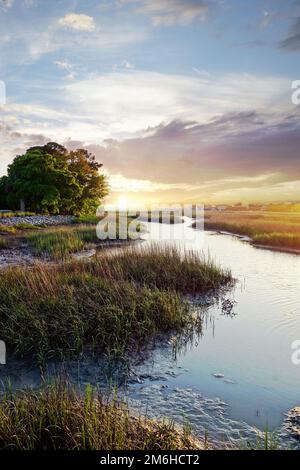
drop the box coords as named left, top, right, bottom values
left=212, top=373, right=225, bottom=379
left=0, top=215, right=75, bottom=227
left=286, top=407, right=300, bottom=440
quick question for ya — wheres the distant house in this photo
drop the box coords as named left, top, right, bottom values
left=216, top=205, right=229, bottom=212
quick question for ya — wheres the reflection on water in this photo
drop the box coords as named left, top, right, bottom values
left=0, top=219, right=299, bottom=447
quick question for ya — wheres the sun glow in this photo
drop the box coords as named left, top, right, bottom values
left=118, top=195, right=128, bottom=212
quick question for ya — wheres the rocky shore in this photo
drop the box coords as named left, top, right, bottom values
left=0, top=215, right=75, bottom=227
left=0, top=246, right=35, bottom=268
left=286, top=407, right=300, bottom=440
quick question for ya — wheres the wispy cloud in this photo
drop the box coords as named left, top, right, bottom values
left=0, top=0, right=14, bottom=11
left=58, top=13, right=96, bottom=32
left=121, top=0, right=214, bottom=26
left=61, top=70, right=290, bottom=138
left=54, top=59, right=77, bottom=80
left=82, top=110, right=300, bottom=189
left=279, top=17, right=300, bottom=51
left=53, top=59, right=74, bottom=71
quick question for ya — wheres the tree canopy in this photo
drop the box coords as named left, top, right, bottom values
left=0, top=143, right=108, bottom=215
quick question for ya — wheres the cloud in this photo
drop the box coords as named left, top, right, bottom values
left=1, top=104, right=300, bottom=203
left=76, top=108, right=300, bottom=203
left=112, top=60, right=135, bottom=71
left=0, top=118, right=49, bottom=175
left=0, top=0, right=14, bottom=10
left=0, top=64, right=298, bottom=203
left=58, top=13, right=96, bottom=32
left=62, top=70, right=290, bottom=139
left=279, top=17, right=300, bottom=51
left=122, top=0, right=214, bottom=26
left=107, top=173, right=202, bottom=193
left=53, top=59, right=74, bottom=71
left=18, top=24, right=145, bottom=61
left=54, top=59, right=77, bottom=80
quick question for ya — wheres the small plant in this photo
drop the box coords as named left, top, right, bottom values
left=241, top=429, right=280, bottom=450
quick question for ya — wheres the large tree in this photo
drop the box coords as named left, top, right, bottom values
left=0, top=143, right=108, bottom=215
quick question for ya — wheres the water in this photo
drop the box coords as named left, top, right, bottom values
left=125, top=219, right=300, bottom=446
left=1, top=219, right=300, bottom=447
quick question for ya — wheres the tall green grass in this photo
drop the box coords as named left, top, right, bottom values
left=26, top=223, right=141, bottom=260
left=101, top=244, right=231, bottom=295
left=27, top=230, right=85, bottom=260
left=0, top=381, right=199, bottom=450
left=0, top=245, right=231, bottom=361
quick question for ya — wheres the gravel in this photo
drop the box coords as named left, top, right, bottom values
left=0, top=215, right=75, bottom=227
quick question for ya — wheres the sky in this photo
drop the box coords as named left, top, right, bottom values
left=0, top=0, right=300, bottom=207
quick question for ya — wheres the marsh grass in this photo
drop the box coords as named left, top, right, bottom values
left=15, top=222, right=47, bottom=230
left=26, top=222, right=141, bottom=260
left=202, top=211, right=300, bottom=250
left=27, top=229, right=85, bottom=259
left=101, top=244, right=231, bottom=295
left=0, top=245, right=231, bottom=361
left=253, top=233, right=300, bottom=250
left=239, top=429, right=280, bottom=451
left=0, top=381, right=199, bottom=450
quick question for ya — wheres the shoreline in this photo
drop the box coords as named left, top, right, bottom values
left=206, top=229, right=300, bottom=256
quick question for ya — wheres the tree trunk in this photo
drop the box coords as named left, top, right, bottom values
left=20, top=199, right=25, bottom=212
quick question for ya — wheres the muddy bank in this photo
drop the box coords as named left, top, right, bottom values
left=0, top=246, right=35, bottom=268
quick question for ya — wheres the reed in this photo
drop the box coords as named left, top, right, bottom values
left=0, top=381, right=200, bottom=450
left=201, top=211, right=300, bottom=250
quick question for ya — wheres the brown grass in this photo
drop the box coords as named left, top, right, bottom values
left=202, top=211, right=300, bottom=251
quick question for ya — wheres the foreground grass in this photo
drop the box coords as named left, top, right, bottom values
left=201, top=211, right=300, bottom=251
left=0, top=245, right=231, bottom=361
left=0, top=381, right=200, bottom=450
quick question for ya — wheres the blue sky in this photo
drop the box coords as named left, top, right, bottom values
left=0, top=0, right=300, bottom=204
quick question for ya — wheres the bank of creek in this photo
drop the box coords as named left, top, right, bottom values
left=0, top=218, right=299, bottom=449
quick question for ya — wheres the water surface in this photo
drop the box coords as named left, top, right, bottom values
left=125, top=219, right=300, bottom=446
